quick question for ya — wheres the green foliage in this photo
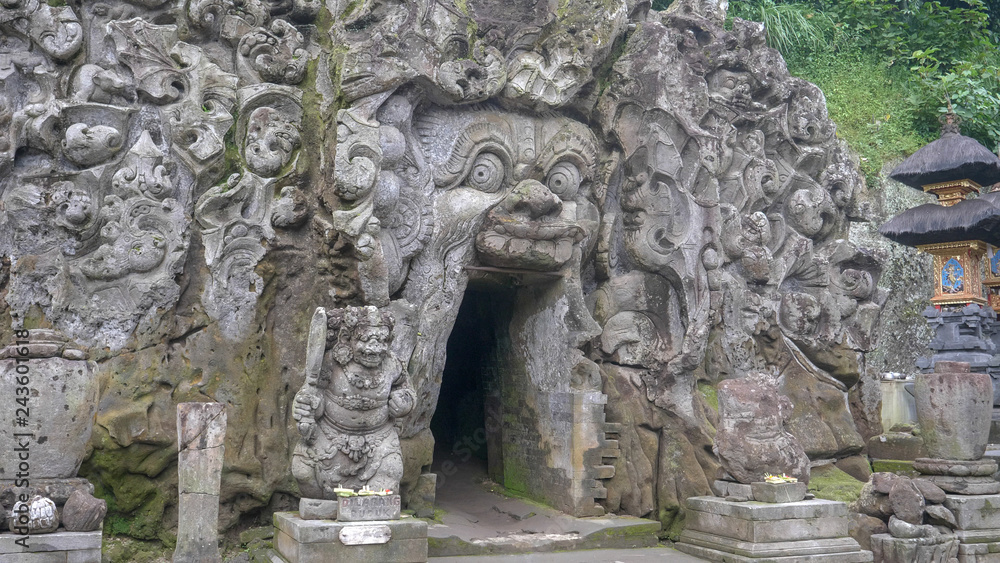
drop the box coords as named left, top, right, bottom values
left=728, top=0, right=1000, bottom=183
left=729, top=0, right=834, bottom=52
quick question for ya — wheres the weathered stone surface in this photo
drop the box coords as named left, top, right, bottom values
left=714, top=373, right=810, bottom=485
left=273, top=512, right=427, bottom=563
left=915, top=458, right=999, bottom=477
left=857, top=481, right=894, bottom=519
left=836, top=456, right=874, bottom=484
left=849, top=513, right=888, bottom=551
left=0, top=0, right=880, bottom=539
left=61, top=490, right=107, bottom=533
left=870, top=532, right=959, bottom=563
left=913, top=479, right=948, bottom=504
left=924, top=504, right=958, bottom=529
left=407, top=474, right=437, bottom=519
left=299, top=498, right=338, bottom=521
left=751, top=482, right=808, bottom=504
left=0, top=479, right=93, bottom=507
left=921, top=475, right=1000, bottom=495
left=943, top=495, right=1000, bottom=530
left=677, top=496, right=872, bottom=561
left=915, top=362, right=992, bottom=461
left=890, top=478, right=926, bottom=525
left=0, top=529, right=102, bottom=563
left=889, top=515, right=932, bottom=538
left=0, top=332, right=97, bottom=480
left=174, top=403, right=226, bottom=563
left=873, top=472, right=901, bottom=495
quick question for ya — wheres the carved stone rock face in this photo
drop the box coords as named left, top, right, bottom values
left=0, top=0, right=883, bottom=536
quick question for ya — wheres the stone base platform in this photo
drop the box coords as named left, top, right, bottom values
left=0, top=529, right=102, bottom=563
left=272, top=512, right=427, bottom=563
left=870, top=533, right=959, bottom=562
left=674, top=496, right=872, bottom=562
left=943, top=495, right=1000, bottom=562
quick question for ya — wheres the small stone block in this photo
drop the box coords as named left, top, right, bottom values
left=299, top=498, right=338, bottom=520
left=924, top=475, right=1000, bottom=495
left=750, top=482, right=808, bottom=503
left=945, top=495, right=1000, bottom=530
left=338, top=495, right=401, bottom=522
left=726, top=483, right=754, bottom=502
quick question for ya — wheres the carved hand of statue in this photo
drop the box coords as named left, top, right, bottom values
left=387, top=388, right=415, bottom=419
left=292, top=387, right=322, bottom=444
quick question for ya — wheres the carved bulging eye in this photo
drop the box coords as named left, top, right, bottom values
left=546, top=161, right=581, bottom=198
left=466, top=152, right=505, bottom=193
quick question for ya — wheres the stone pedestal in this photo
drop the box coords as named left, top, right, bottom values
left=675, top=497, right=873, bottom=562
left=0, top=529, right=102, bottom=562
left=943, top=494, right=1000, bottom=562
left=272, top=512, right=427, bottom=563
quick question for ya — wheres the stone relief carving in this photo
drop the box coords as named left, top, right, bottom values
left=0, top=0, right=884, bottom=537
left=292, top=306, right=415, bottom=495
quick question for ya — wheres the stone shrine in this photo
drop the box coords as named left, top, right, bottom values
left=676, top=373, right=873, bottom=562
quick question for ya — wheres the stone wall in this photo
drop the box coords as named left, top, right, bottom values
left=0, top=0, right=884, bottom=541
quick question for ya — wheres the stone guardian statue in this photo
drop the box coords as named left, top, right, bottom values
left=291, top=306, right=416, bottom=498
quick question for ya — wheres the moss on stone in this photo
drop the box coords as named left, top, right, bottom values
left=808, top=464, right=865, bottom=504
left=871, top=459, right=918, bottom=476
left=698, top=382, right=719, bottom=413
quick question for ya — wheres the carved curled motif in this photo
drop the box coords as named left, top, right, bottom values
left=237, top=19, right=309, bottom=85
left=188, top=0, right=269, bottom=34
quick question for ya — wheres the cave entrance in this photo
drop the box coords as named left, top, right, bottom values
left=428, top=270, right=614, bottom=518
left=429, top=285, right=514, bottom=491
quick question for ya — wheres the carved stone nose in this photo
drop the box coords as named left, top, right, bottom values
left=505, top=179, right=562, bottom=219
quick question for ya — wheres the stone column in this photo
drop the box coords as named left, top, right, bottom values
left=173, top=402, right=226, bottom=563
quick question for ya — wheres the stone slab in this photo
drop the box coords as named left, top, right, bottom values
left=924, top=475, right=1000, bottom=495
left=0, top=530, right=102, bottom=552
left=676, top=529, right=872, bottom=561
left=299, top=498, right=338, bottom=520
left=750, top=482, right=808, bottom=503
left=955, top=530, right=1000, bottom=544
left=274, top=512, right=426, bottom=543
left=946, top=495, right=1000, bottom=530
left=338, top=495, right=401, bottom=522
left=916, top=458, right=998, bottom=477
left=684, top=496, right=849, bottom=521
left=273, top=514, right=427, bottom=563
left=685, top=508, right=847, bottom=543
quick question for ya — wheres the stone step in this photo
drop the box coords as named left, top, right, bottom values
left=426, top=515, right=661, bottom=557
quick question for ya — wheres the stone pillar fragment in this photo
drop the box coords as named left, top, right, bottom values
left=173, top=402, right=226, bottom=563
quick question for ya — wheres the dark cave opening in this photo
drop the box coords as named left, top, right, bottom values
left=430, top=286, right=517, bottom=482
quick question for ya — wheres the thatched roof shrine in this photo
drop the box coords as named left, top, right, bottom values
left=889, top=121, right=1000, bottom=190
left=879, top=190, right=1000, bottom=247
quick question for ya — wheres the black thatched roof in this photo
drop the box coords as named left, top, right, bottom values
left=889, top=131, right=1000, bottom=190
left=879, top=190, right=1000, bottom=247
